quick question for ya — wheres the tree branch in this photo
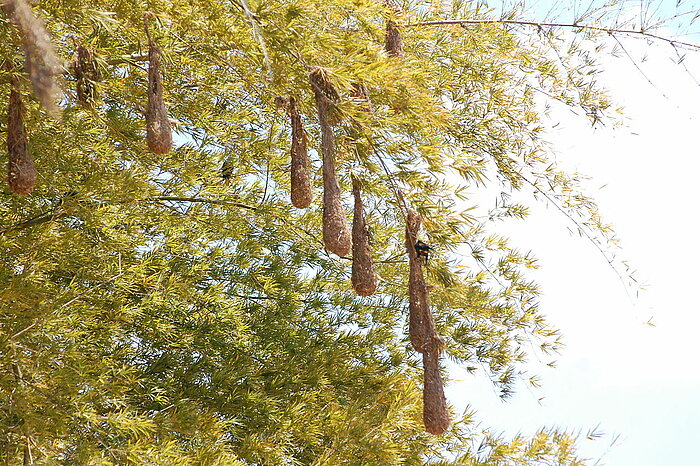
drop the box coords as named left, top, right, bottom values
left=152, top=196, right=257, bottom=210
left=0, top=197, right=256, bottom=234
left=408, top=19, right=700, bottom=51
left=0, top=210, right=68, bottom=234
left=106, top=54, right=149, bottom=66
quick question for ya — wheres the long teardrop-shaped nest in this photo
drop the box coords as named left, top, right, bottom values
left=351, top=178, right=378, bottom=296
left=310, top=67, right=351, bottom=257
left=277, top=96, right=313, bottom=209
left=385, top=19, right=404, bottom=58
left=6, top=74, right=37, bottom=195
left=146, top=35, right=172, bottom=154
left=72, top=44, right=101, bottom=108
left=405, top=208, right=450, bottom=434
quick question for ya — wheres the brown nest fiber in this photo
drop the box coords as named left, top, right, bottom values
left=277, top=96, right=313, bottom=209
left=72, top=44, right=101, bottom=108
left=405, top=209, right=443, bottom=353
left=351, top=178, right=378, bottom=296
left=6, top=74, right=37, bottom=195
left=1, top=0, right=62, bottom=115
left=310, top=67, right=351, bottom=257
left=385, top=19, right=404, bottom=58
left=310, top=67, right=340, bottom=106
left=422, top=346, right=450, bottom=435
left=405, top=209, right=449, bottom=434
left=146, top=34, right=172, bottom=154
left=351, top=82, right=373, bottom=114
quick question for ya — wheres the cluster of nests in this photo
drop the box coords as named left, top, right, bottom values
left=2, top=0, right=449, bottom=435
left=2, top=4, right=171, bottom=196
left=273, top=22, right=449, bottom=435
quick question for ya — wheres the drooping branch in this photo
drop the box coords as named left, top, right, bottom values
left=152, top=196, right=256, bottom=209
left=0, top=210, right=67, bottom=234
left=0, top=196, right=256, bottom=234
left=515, top=172, right=635, bottom=297
left=234, top=0, right=273, bottom=81
left=610, top=34, right=668, bottom=99
left=408, top=19, right=700, bottom=51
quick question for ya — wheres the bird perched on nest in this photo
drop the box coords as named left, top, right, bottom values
left=414, top=240, right=433, bottom=264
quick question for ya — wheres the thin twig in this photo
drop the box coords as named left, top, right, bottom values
left=368, top=143, right=409, bottom=220
left=518, top=173, right=634, bottom=300
left=106, top=53, right=149, bottom=66
left=0, top=210, right=68, bottom=234
left=409, top=19, right=700, bottom=51
left=0, top=197, right=257, bottom=234
left=152, top=196, right=257, bottom=210
left=611, top=34, right=668, bottom=99
left=672, top=44, right=700, bottom=86
left=233, top=0, right=273, bottom=81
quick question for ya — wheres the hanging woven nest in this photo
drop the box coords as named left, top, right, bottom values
left=145, top=22, right=172, bottom=154
left=6, top=74, right=37, bottom=195
left=72, top=44, right=101, bottom=108
left=310, top=67, right=351, bottom=257
left=1, top=0, right=62, bottom=115
left=351, top=178, right=378, bottom=296
left=405, top=208, right=442, bottom=353
left=278, top=96, right=313, bottom=209
left=405, top=209, right=450, bottom=434
left=385, top=19, right=404, bottom=58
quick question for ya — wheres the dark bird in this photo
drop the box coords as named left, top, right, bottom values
left=414, top=240, right=433, bottom=264
left=221, top=159, right=233, bottom=183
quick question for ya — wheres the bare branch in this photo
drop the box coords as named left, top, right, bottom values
left=610, top=34, right=669, bottom=99
left=152, top=196, right=257, bottom=210
left=408, top=19, right=700, bottom=51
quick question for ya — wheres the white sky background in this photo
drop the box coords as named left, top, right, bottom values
left=446, top=5, right=700, bottom=465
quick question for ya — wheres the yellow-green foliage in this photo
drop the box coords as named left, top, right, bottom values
left=0, top=0, right=642, bottom=463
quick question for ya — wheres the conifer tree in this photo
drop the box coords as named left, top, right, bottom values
left=1, top=0, right=696, bottom=463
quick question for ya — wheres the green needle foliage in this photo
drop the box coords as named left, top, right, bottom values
left=0, top=0, right=693, bottom=463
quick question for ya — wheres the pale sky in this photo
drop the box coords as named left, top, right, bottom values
left=446, top=13, right=700, bottom=466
